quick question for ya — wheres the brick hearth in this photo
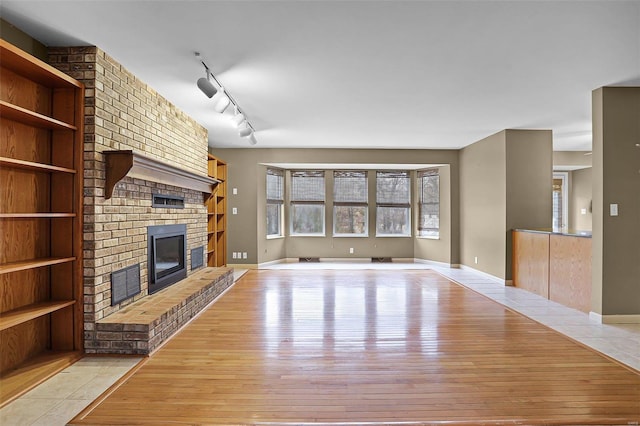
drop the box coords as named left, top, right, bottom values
left=95, top=268, right=234, bottom=354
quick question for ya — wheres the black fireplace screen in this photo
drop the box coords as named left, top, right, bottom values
left=148, top=224, right=187, bottom=294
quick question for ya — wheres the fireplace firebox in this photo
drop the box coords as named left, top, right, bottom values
left=148, top=224, right=187, bottom=294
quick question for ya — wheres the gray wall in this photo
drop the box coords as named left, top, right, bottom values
left=505, top=130, right=553, bottom=279
left=592, top=87, right=640, bottom=316
left=0, top=19, right=48, bottom=60
left=460, top=130, right=552, bottom=280
left=553, top=151, right=592, bottom=169
left=211, top=148, right=459, bottom=265
left=459, top=131, right=507, bottom=278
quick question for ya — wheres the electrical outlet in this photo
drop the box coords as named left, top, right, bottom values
left=474, top=256, right=478, bottom=264
left=242, top=252, right=247, bottom=259
left=232, top=188, right=238, bottom=195
left=349, top=247, right=354, bottom=254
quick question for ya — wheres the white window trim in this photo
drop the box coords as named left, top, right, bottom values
left=416, top=235, right=440, bottom=240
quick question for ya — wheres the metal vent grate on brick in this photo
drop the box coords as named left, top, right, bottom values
left=111, top=264, right=141, bottom=305
left=152, top=193, right=185, bottom=209
left=191, top=246, right=204, bottom=270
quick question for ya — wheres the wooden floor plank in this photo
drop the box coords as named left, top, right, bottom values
left=71, top=270, right=640, bottom=425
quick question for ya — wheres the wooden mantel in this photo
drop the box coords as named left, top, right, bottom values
left=104, top=150, right=219, bottom=199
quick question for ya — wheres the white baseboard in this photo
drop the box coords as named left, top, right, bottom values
left=226, top=263, right=258, bottom=269
left=260, top=257, right=431, bottom=266
left=589, top=312, right=640, bottom=324
left=413, top=258, right=455, bottom=268
left=257, top=259, right=288, bottom=268
left=320, top=257, right=371, bottom=263
left=459, top=265, right=508, bottom=285
left=393, top=257, right=415, bottom=263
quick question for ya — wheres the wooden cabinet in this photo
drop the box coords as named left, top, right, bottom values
left=0, top=40, right=84, bottom=406
left=207, top=154, right=227, bottom=266
left=513, top=230, right=592, bottom=313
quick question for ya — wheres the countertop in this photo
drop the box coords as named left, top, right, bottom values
left=514, top=228, right=592, bottom=238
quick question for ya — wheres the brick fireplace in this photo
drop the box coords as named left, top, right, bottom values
left=48, top=46, right=231, bottom=354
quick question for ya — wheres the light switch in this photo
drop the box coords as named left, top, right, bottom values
left=233, top=188, right=238, bottom=195
left=232, top=207, right=237, bottom=215
left=610, top=203, right=619, bottom=216
left=581, top=208, right=587, bottom=215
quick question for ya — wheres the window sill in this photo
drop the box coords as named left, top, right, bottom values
left=376, top=234, right=412, bottom=238
left=290, top=234, right=326, bottom=237
left=333, top=234, right=369, bottom=238
left=416, top=235, right=440, bottom=240
left=266, top=235, right=284, bottom=240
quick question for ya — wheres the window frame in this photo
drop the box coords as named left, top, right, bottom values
left=375, top=170, right=411, bottom=237
left=290, top=170, right=326, bottom=237
left=266, top=168, right=284, bottom=239
left=332, top=170, right=369, bottom=237
left=417, top=169, right=440, bottom=239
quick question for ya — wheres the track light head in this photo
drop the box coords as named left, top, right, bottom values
left=239, top=125, right=253, bottom=138
left=212, top=88, right=231, bottom=113
left=248, top=134, right=258, bottom=145
left=232, top=112, right=246, bottom=127
left=197, top=76, right=217, bottom=98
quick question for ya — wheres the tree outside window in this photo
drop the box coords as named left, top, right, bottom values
left=266, top=168, right=284, bottom=237
left=418, top=169, right=439, bottom=238
left=376, top=171, right=411, bottom=236
left=333, top=171, right=368, bottom=236
left=290, top=170, right=325, bottom=235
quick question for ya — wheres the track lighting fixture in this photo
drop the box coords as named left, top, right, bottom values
left=239, top=123, right=253, bottom=138
left=197, top=74, right=217, bottom=98
left=231, top=107, right=246, bottom=127
left=212, top=88, right=230, bottom=113
left=195, top=52, right=257, bottom=145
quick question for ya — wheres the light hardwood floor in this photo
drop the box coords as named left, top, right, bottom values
left=71, top=269, right=640, bottom=425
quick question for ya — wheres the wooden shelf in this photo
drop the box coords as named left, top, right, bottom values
left=0, top=39, right=83, bottom=89
left=104, top=150, right=219, bottom=199
left=0, top=300, right=76, bottom=331
left=0, top=157, right=76, bottom=174
left=0, top=101, right=77, bottom=131
left=0, top=350, right=82, bottom=408
left=0, top=39, right=84, bottom=407
left=207, top=154, right=227, bottom=267
left=0, top=257, right=76, bottom=275
left=0, top=213, right=76, bottom=218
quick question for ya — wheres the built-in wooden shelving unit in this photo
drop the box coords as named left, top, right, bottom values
left=207, top=154, right=227, bottom=267
left=0, top=39, right=84, bottom=407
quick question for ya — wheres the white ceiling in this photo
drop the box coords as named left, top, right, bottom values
left=2, top=1, right=639, bottom=151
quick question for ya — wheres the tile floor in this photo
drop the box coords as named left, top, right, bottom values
left=1, top=264, right=638, bottom=425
